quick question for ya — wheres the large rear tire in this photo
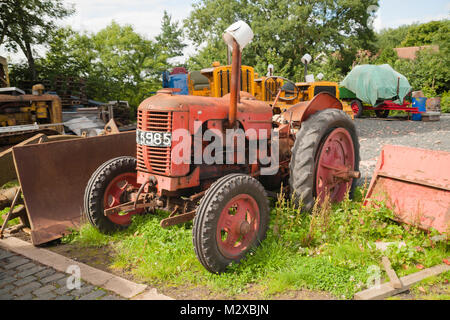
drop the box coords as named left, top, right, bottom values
left=289, top=109, right=360, bottom=211
left=193, top=174, right=270, bottom=274
left=84, top=156, right=143, bottom=233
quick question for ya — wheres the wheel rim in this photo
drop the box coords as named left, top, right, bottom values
left=216, top=194, right=260, bottom=259
left=351, top=102, right=360, bottom=115
left=315, top=128, right=355, bottom=204
left=103, top=173, right=142, bottom=225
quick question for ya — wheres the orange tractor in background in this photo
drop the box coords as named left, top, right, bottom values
left=85, top=21, right=360, bottom=273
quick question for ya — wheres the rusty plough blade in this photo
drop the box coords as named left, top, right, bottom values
left=12, top=131, right=136, bottom=245
left=364, top=145, right=450, bottom=234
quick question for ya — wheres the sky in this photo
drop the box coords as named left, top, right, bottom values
left=1, top=0, right=449, bottom=62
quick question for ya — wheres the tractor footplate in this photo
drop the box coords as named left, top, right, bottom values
left=160, top=210, right=196, bottom=228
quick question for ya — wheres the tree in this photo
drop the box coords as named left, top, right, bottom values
left=401, top=20, right=449, bottom=47
left=373, top=20, right=450, bottom=96
left=155, top=10, right=187, bottom=60
left=0, top=0, right=74, bottom=80
left=184, top=0, right=379, bottom=80
left=376, top=24, right=413, bottom=49
left=11, top=22, right=172, bottom=111
left=88, top=22, right=169, bottom=107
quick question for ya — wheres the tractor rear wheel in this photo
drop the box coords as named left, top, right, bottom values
left=289, top=109, right=360, bottom=211
left=84, top=156, right=143, bottom=233
left=350, top=100, right=363, bottom=118
left=193, top=174, right=270, bottom=274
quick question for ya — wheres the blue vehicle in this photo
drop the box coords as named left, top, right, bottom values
left=162, top=67, right=189, bottom=95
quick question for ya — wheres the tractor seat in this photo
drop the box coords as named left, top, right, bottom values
left=190, top=71, right=210, bottom=90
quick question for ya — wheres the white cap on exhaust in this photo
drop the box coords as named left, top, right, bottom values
left=301, top=53, right=312, bottom=65
left=223, top=20, right=254, bottom=51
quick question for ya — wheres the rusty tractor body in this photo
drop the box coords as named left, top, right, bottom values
left=85, top=22, right=360, bottom=273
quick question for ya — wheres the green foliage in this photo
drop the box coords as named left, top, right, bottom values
left=401, top=20, right=450, bottom=47
left=441, top=91, right=450, bottom=113
left=391, top=47, right=449, bottom=94
left=0, top=0, right=74, bottom=80
left=0, top=206, right=21, bottom=227
left=155, top=10, right=187, bottom=59
left=372, top=20, right=450, bottom=95
left=373, top=47, right=398, bottom=65
left=64, top=188, right=449, bottom=299
left=376, top=25, right=414, bottom=49
left=10, top=22, right=172, bottom=111
left=184, top=0, right=379, bottom=80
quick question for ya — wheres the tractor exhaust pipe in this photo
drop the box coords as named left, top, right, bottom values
left=223, top=21, right=254, bottom=127
left=229, top=39, right=241, bottom=127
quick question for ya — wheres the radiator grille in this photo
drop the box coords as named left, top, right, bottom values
left=137, top=110, right=172, bottom=175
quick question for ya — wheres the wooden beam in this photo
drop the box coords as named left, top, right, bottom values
left=381, top=256, right=403, bottom=289
left=354, top=264, right=450, bottom=300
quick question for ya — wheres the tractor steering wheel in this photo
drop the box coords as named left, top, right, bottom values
left=263, top=76, right=299, bottom=102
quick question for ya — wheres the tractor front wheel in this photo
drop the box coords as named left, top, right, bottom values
left=193, top=174, right=270, bottom=274
left=84, top=156, right=143, bottom=233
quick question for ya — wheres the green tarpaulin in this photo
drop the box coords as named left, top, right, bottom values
left=340, top=64, right=412, bottom=106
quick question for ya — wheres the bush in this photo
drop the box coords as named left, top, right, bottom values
left=441, top=91, right=450, bottom=113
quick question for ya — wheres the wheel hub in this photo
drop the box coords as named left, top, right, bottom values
left=239, top=221, right=251, bottom=235
left=351, top=102, right=359, bottom=114
left=103, top=173, right=143, bottom=225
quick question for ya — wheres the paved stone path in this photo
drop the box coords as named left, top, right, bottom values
left=0, top=248, right=124, bottom=300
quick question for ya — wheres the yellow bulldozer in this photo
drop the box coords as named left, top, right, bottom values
left=0, top=56, right=63, bottom=146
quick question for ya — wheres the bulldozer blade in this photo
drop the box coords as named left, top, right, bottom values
left=0, top=133, right=47, bottom=187
left=364, top=145, right=450, bottom=234
left=12, top=131, right=136, bottom=245
left=0, top=133, right=82, bottom=187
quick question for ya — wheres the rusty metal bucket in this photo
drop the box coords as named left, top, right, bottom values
left=12, top=131, right=136, bottom=245
left=364, top=145, right=450, bottom=234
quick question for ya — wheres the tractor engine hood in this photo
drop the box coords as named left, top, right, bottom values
left=138, top=91, right=272, bottom=121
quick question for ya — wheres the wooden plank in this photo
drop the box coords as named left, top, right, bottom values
left=354, top=264, right=450, bottom=300
left=381, top=256, right=403, bottom=289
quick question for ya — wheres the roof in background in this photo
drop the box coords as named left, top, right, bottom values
left=394, top=45, right=439, bottom=60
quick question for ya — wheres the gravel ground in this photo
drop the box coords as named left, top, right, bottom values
left=355, top=114, right=450, bottom=185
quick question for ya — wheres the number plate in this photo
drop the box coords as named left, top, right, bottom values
left=136, top=129, right=172, bottom=147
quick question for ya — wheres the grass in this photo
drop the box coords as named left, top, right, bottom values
left=0, top=180, right=22, bottom=228
left=0, top=207, right=22, bottom=228
left=62, top=187, right=449, bottom=300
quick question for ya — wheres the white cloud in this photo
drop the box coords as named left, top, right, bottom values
left=385, top=13, right=449, bottom=29
left=373, top=15, right=383, bottom=32
left=1, top=1, right=196, bottom=63
left=62, top=0, right=193, bottom=39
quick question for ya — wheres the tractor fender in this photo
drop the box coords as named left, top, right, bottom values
left=280, top=92, right=343, bottom=123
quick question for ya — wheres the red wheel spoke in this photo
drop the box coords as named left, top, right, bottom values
left=225, top=231, right=239, bottom=247
left=216, top=194, right=260, bottom=259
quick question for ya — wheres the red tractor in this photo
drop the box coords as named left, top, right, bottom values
left=84, top=21, right=360, bottom=273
